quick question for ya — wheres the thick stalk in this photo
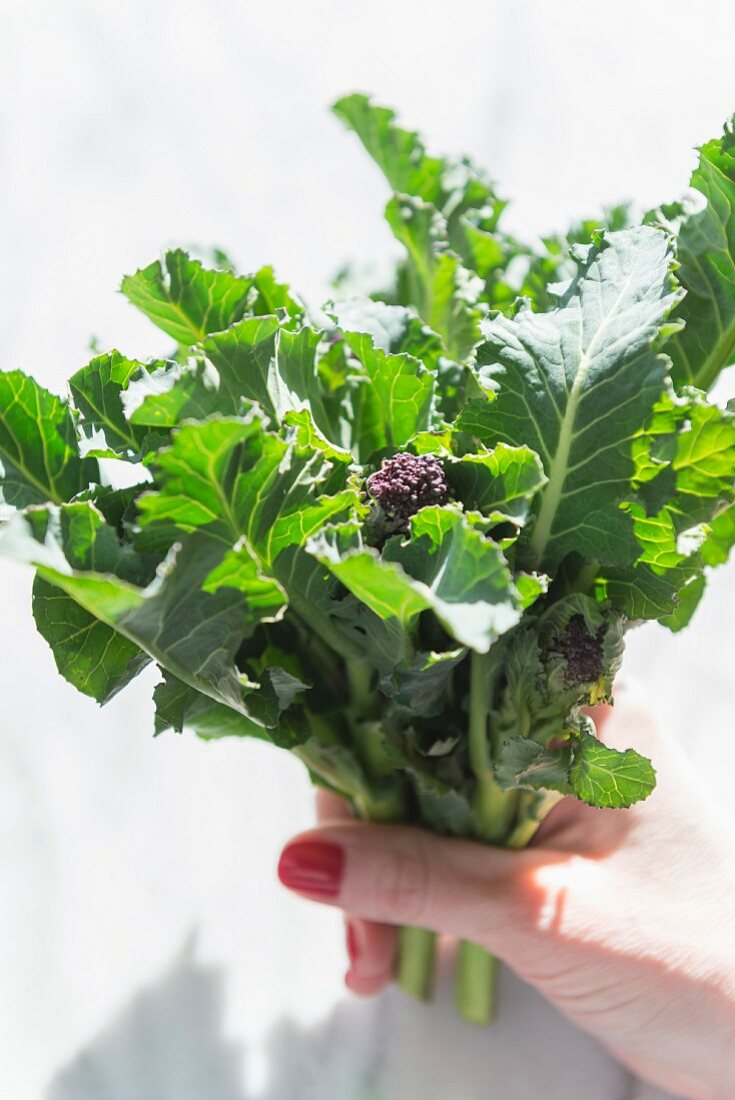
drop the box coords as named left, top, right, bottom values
left=396, top=925, right=437, bottom=1003
left=456, top=651, right=515, bottom=1025
left=346, top=660, right=439, bottom=1004
left=455, top=941, right=498, bottom=1025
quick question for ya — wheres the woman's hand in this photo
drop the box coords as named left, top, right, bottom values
left=278, top=684, right=735, bottom=1100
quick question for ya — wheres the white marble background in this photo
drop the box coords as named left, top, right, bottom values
left=0, top=2, right=733, bottom=1097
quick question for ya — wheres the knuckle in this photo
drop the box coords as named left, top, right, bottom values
left=378, top=844, right=432, bottom=925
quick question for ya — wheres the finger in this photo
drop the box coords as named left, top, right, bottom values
left=313, top=790, right=396, bottom=991
left=345, top=917, right=396, bottom=996
left=277, top=821, right=559, bottom=957
left=315, top=788, right=354, bottom=824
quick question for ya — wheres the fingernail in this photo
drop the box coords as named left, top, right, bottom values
left=346, top=921, right=359, bottom=966
left=278, top=840, right=344, bottom=898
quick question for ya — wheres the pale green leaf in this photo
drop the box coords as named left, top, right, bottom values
left=653, top=117, right=735, bottom=391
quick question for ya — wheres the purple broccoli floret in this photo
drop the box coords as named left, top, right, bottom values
left=366, top=453, right=449, bottom=532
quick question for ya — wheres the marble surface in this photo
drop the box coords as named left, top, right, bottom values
left=0, top=2, right=734, bottom=1097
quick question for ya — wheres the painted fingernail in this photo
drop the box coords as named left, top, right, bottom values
left=278, top=840, right=345, bottom=898
left=346, top=921, right=359, bottom=966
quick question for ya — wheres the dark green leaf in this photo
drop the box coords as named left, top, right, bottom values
left=33, top=576, right=149, bottom=704
left=458, top=228, right=682, bottom=570
left=495, top=737, right=572, bottom=794
left=380, top=647, right=465, bottom=717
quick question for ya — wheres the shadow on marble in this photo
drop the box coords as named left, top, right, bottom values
left=257, top=948, right=634, bottom=1100
left=45, top=941, right=636, bottom=1100
left=45, top=941, right=245, bottom=1100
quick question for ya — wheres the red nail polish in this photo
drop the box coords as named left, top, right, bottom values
left=346, top=921, right=359, bottom=966
left=278, top=840, right=344, bottom=898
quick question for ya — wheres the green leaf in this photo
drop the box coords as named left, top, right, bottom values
left=385, top=195, right=482, bottom=361
left=380, top=647, right=465, bottom=718
left=658, top=572, right=707, bottom=633
left=69, top=350, right=169, bottom=457
left=153, top=668, right=308, bottom=746
left=8, top=495, right=155, bottom=699
left=600, top=561, right=695, bottom=622
left=628, top=392, right=735, bottom=573
left=33, top=575, right=150, bottom=704
left=137, top=416, right=357, bottom=566
left=311, top=507, right=523, bottom=653
left=386, top=506, right=525, bottom=651
left=202, top=315, right=280, bottom=413
left=120, top=249, right=255, bottom=345
left=153, top=671, right=268, bottom=739
left=204, top=319, right=347, bottom=450
left=282, top=409, right=353, bottom=463
left=332, top=93, right=505, bottom=239
left=201, top=539, right=287, bottom=613
left=495, top=737, right=572, bottom=794
left=570, top=730, right=656, bottom=809
left=246, top=265, right=305, bottom=327
left=458, top=227, right=682, bottom=569
left=0, top=371, right=97, bottom=508
left=309, top=523, right=428, bottom=624
left=0, top=507, right=283, bottom=724
left=344, top=330, right=436, bottom=458
left=413, top=778, right=474, bottom=837
left=124, top=360, right=223, bottom=428
left=330, top=298, right=444, bottom=367
left=445, top=443, right=547, bottom=527
left=702, top=500, right=735, bottom=566
left=652, top=117, right=735, bottom=391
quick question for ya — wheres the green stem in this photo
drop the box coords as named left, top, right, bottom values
left=456, top=940, right=498, bottom=1025
left=344, top=663, right=440, bottom=1003
left=467, top=652, right=517, bottom=840
left=506, top=790, right=565, bottom=849
left=455, top=651, right=515, bottom=1025
left=396, top=925, right=437, bottom=1002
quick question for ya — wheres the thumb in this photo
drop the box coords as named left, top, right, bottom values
left=277, top=821, right=567, bottom=961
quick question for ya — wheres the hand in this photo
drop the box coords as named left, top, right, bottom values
left=278, top=684, right=735, bottom=1100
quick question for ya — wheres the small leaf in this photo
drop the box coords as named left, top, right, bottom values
left=137, top=416, right=357, bottom=566
left=312, top=508, right=524, bottom=653
left=570, top=731, right=656, bottom=808
left=332, top=93, right=505, bottom=242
